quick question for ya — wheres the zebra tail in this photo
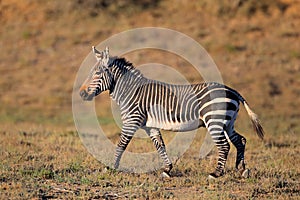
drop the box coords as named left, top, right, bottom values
left=242, top=101, right=265, bottom=140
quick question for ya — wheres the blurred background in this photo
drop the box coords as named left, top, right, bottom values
left=0, top=0, right=299, bottom=134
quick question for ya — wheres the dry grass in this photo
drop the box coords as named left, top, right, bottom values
left=0, top=128, right=299, bottom=199
left=0, top=0, right=300, bottom=199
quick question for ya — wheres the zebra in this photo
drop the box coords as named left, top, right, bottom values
left=79, top=46, right=264, bottom=179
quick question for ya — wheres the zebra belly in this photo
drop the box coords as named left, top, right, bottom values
left=145, top=117, right=203, bottom=132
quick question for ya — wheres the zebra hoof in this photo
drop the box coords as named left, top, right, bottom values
left=208, top=174, right=217, bottom=180
left=208, top=170, right=223, bottom=180
left=242, top=169, right=250, bottom=178
left=161, top=171, right=171, bottom=178
left=208, top=172, right=220, bottom=180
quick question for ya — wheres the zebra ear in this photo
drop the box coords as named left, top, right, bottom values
left=92, top=46, right=103, bottom=61
left=102, top=46, right=110, bottom=68
left=104, top=46, right=109, bottom=57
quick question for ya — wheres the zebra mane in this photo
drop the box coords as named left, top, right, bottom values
left=108, top=57, right=143, bottom=77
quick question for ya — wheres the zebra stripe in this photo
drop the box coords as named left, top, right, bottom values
left=80, top=47, right=264, bottom=178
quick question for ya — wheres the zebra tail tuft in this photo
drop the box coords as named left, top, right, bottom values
left=243, top=101, right=264, bottom=140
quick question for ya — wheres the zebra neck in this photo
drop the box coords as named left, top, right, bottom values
left=110, top=71, right=147, bottom=106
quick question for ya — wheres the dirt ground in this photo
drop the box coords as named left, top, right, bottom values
left=0, top=0, right=299, bottom=199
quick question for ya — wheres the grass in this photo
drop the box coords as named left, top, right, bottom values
left=0, top=126, right=299, bottom=199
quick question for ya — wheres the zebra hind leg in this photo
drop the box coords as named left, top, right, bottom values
left=229, top=131, right=249, bottom=178
left=209, top=130, right=230, bottom=179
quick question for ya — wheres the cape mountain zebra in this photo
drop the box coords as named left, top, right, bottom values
left=79, top=47, right=264, bottom=179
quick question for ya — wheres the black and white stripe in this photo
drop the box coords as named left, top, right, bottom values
left=80, top=47, right=264, bottom=178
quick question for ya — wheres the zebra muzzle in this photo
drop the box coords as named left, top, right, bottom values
left=79, top=89, right=94, bottom=101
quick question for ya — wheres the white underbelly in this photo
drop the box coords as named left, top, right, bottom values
left=145, top=117, right=201, bottom=132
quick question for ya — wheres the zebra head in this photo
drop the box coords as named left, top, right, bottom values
left=79, top=46, right=112, bottom=101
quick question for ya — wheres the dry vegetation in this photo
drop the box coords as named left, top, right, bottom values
left=0, top=0, right=299, bottom=199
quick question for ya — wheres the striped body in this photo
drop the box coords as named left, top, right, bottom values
left=80, top=47, right=264, bottom=178
left=113, top=77, right=240, bottom=133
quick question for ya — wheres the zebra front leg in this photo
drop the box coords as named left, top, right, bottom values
left=145, top=128, right=172, bottom=177
left=114, top=132, right=133, bottom=169
left=209, top=131, right=230, bottom=179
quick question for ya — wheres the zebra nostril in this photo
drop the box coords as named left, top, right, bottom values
left=80, top=90, right=87, bottom=98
